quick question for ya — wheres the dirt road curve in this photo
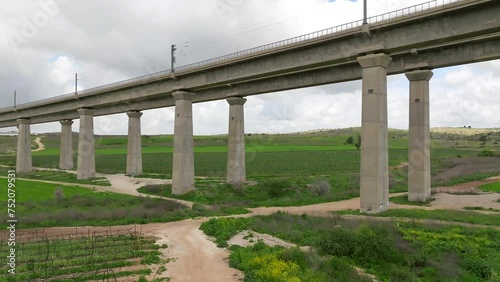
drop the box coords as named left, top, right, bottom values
left=32, top=137, right=45, bottom=152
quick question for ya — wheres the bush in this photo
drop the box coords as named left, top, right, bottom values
left=317, top=224, right=398, bottom=267
left=264, top=179, right=292, bottom=197
left=353, top=224, right=397, bottom=266
left=54, top=187, right=65, bottom=202
left=279, top=247, right=308, bottom=268
left=309, top=180, right=331, bottom=196
left=191, top=202, right=208, bottom=213
left=317, top=227, right=356, bottom=257
left=477, top=149, right=494, bottom=157
left=463, top=258, right=492, bottom=279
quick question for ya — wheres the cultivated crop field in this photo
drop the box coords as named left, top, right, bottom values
left=0, top=228, right=166, bottom=281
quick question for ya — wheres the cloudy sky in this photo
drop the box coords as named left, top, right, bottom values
left=1, top=0, right=499, bottom=135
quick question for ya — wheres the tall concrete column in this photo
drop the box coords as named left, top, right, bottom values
left=126, top=111, right=143, bottom=176
left=357, top=53, right=392, bottom=213
left=59, top=120, right=74, bottom=170
left=226, top=97, right=247, bottom=185
left=16, top=118, right=32, bottom=173
left=77, top=108, right=95, bottom=179
left=172, top=91, right=195, bottom=194
left=406, top=69, right=433, bottom=202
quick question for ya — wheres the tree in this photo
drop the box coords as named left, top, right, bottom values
left=345, top=136, right=354, bottom=144
left=479, top=135, right=487, bottom=142
left=355, top=135, right=361, bottom=150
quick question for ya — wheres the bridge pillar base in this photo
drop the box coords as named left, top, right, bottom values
left=16, top=118, right=32, bottom=174
left=357, top=53, right=391, bottom=214
left=226, top=97, right=247, bottom=185
left=172, top=91, right=195, bottom=195
left=59, top=120, right=74, bottom=170
left=77, top=108, right=96, bottom=180
left=126, top=111, right=143, bottom=176
left=406, top=69, right=433, bottom=202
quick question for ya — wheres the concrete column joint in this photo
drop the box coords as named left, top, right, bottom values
left=405, top=69, right=433, bottom=81
left=172, top=91, right=195, bottom=101
left=226, top=97, right=247, bottom=105
left=357, top=53, right=392, bottom=69
left=127, top=111, right=143, bottom=118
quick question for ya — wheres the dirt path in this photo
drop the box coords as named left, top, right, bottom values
left=32, top=136, right=45, bottom=152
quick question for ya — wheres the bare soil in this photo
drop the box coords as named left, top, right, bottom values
left=32, top=137, right=45, bottom=152
left=432, top=157, right=500, bottom=185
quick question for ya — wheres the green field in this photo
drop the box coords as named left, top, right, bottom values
left=0, top=178, right=247, bottom=229
left=0, top=230, right=165, bottom=281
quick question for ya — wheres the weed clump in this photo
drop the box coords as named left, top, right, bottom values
left=200, top=217, right=250, bottom=247
left=309, top=180, right=331, bottom=196
left=53, top=187, right=65, bottom=202
left=263, top=179, right=292, bottom=197
left=477, top=149, right=494, bottom=157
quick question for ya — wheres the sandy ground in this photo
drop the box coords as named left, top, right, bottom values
left=2, top=171, right=499, bottom=281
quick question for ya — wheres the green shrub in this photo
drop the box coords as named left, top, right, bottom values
left=388, top=266, right=414, bottom=281
left=353, top=224, right=397, bottom=266
left=279, top=247, right=308, bottom=268
left=317, top=227, right=356, bottom=257
left=463, top=258, right=492, bottom=279
left=317, top=224, right=398, bottom=268
left=263, top=179, right=292, bottom=197
left=199, top=217, right=250, bottom=247
left=477, top=149, right=494, bottom=157
left=191, top=202, right=208, bottom=213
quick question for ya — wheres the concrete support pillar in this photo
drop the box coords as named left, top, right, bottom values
left=357, top=53, right=392, bottom=213
left=126, top=111, right=143, bottom=176
left=59, top=120, right=74, bottom=170
left=16, top=118, right=32, bottom=173
left=172, top=91, right=195, bottom=194
left=77, top=108, right=95, bottom=179
left=406, top=69, right=433, bottom=202
left=226, top=97, right=247, bottom=185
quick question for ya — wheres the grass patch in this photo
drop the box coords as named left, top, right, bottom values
left=138, top=176, right=360, bottom=208
left=0, top=230, right=160, bottom=281
left=0, top=178, right=248, bottom=229
left=435, top=173, right=500, bottom=187
left=463, top=206, right=500, bottom=212
left=390, top=194, right=435, bottom=206
left=480, top=182, right=500, bottom=193
left=338, top=208, right=500, bottom=226
left=14, top=169, right=110, bottom=186
left=200, top=217, right=251, bottom=247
